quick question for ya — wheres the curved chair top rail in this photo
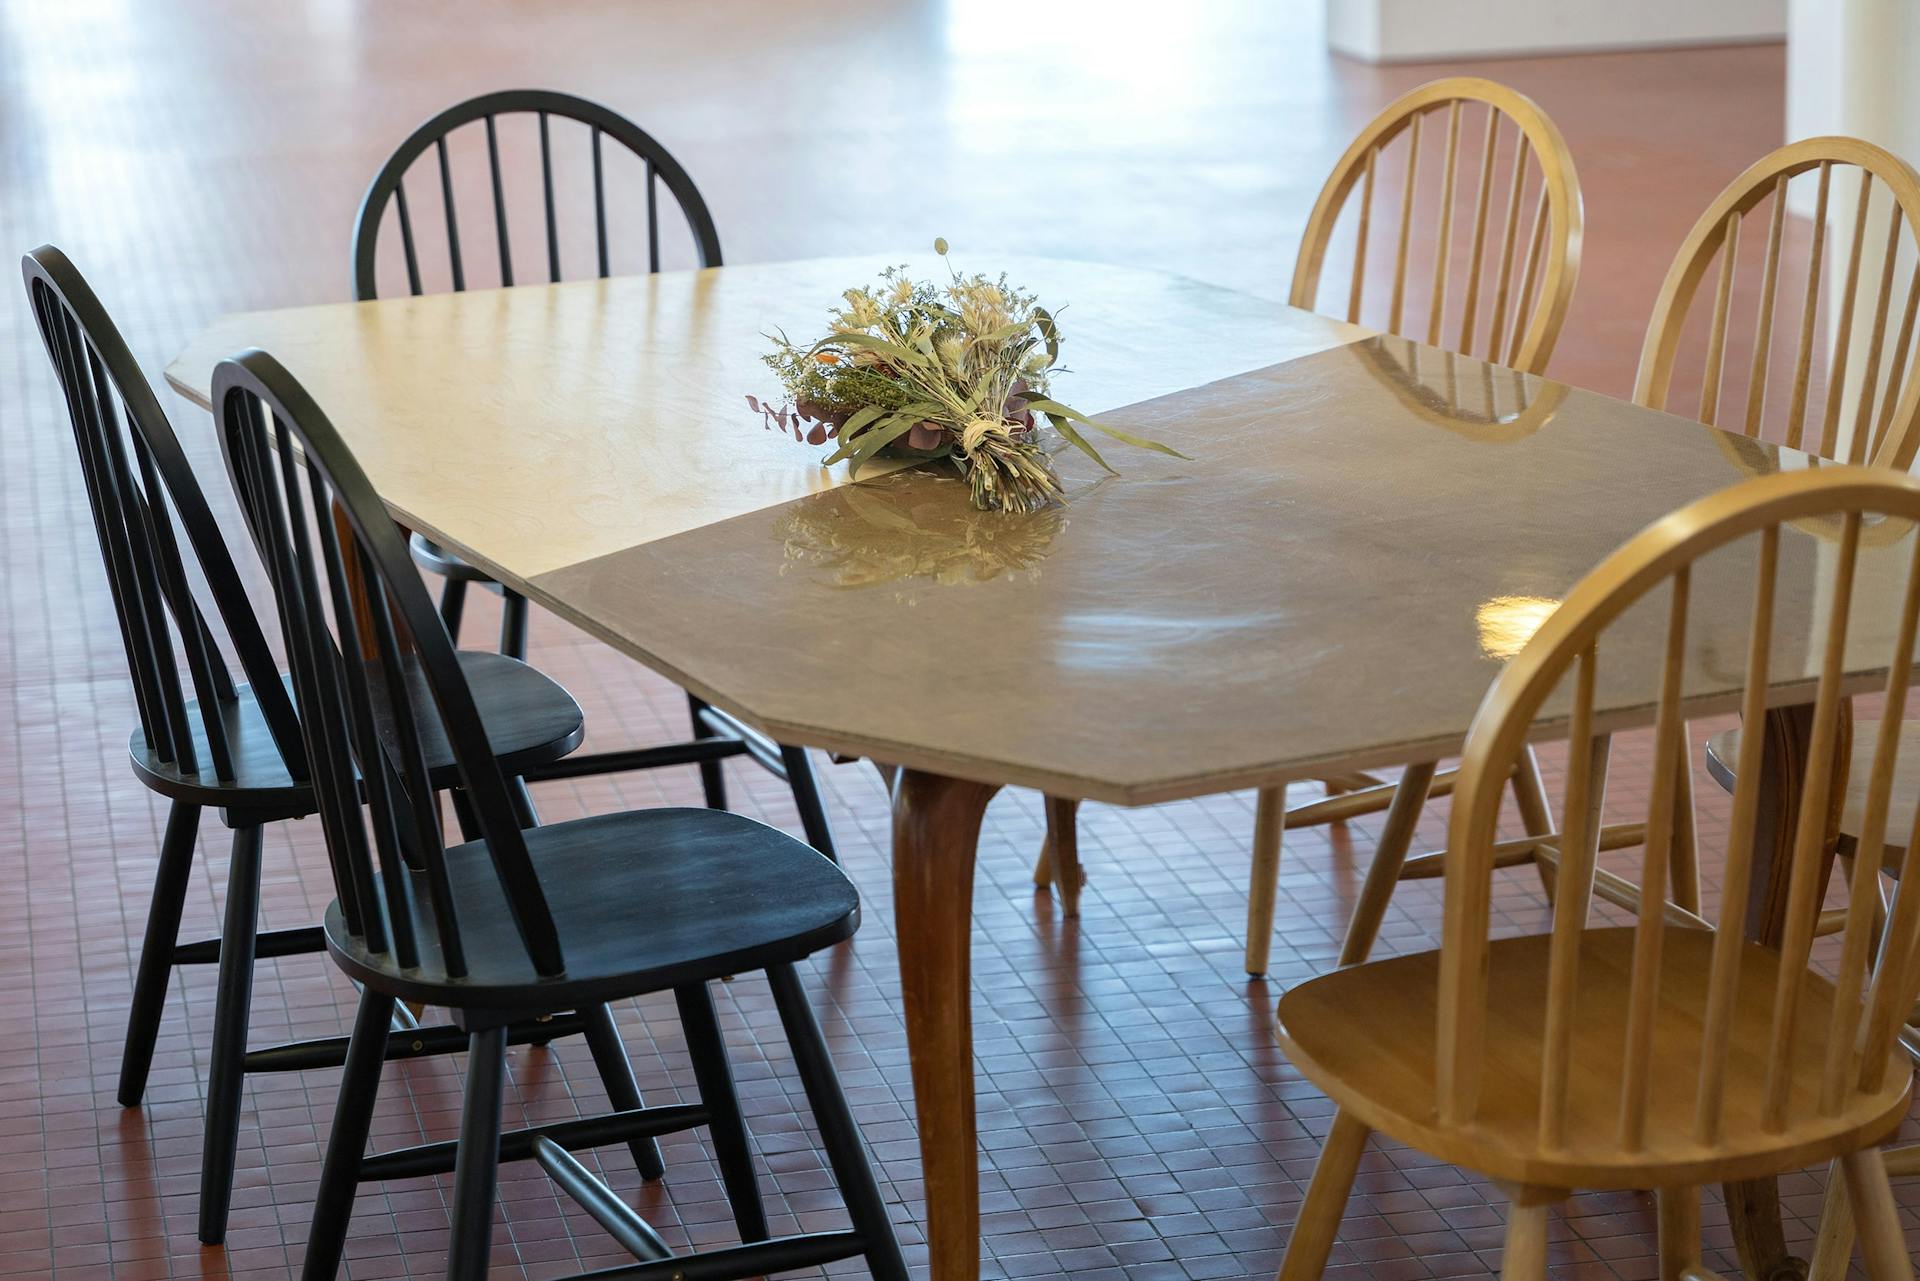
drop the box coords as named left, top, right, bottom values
left=20, top=245, right=305, bottom=784
left=351, top=88, right=722, bottom=301
left=1635, top=136, right=1920, bottom=470
left=1354, top=335, right=1571, bottom=443
left=215, top=348, right=561, bottom=978
left=1441, top=465, right=1920, bottom=1154
left=1289, top=76, right=1584, bottom=377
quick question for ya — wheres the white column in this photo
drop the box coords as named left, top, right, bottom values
left=1786, top=0, right=1920, bottom=464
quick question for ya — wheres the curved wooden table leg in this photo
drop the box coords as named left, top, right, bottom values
left=893, top=768, right=1000, bottom=1281
left=1725, top=702, right=1848, bottom=1281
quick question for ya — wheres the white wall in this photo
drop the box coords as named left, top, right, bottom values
left=1327, top=0, right=1785, bottom=63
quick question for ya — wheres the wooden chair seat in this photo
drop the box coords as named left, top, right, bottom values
left=325, top=808, right=859, bottom=1009
left=128, top=651, right=584, bottom=816
left=1707, top=722, right=1918, bottom=874
left=1276, top=926, right=1911, bottom=1190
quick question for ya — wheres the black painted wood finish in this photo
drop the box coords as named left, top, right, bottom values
left=215, top=348, right=900, bottom=1281
left=349, top=87, right=722, bottom=660
left=345, top=90, right=841, bottom=864
left=20, top=246, right=642, bottom=1248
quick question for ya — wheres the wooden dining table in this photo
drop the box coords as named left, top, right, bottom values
left=168, top=255, right=1879, bottom=1281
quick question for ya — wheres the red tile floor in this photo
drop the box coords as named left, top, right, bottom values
left=1, top=2, right=1914, bottom=1278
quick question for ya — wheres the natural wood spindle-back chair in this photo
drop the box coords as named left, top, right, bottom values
left=1035, top=77, right=1586, bottom=978
left=1639, top=137, right=1920, bottom=1276
left=1274, top=466, right=1920, bottom=1281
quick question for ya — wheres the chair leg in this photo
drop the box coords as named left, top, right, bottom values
left=449, top=788, right=481, bottom=842
left=301, top=990, right=395, bottom=1281
left=1841, top=1147, right=1914, bottom=1281
left=675, top=982, right=768, bottom=1242
left=506, top=775, right=540, bottom=830
left=1276, top=1107, right=1369, bottom=1281
left=439, top=577, right=469, bottom=647
left=1338, top=762, right=1437, bottom=966
left=447, top=1025, right=508, bottom=1281
left=118, top=799, right=202, bottom=1106
left=1033, top=794, right=1080, bottom=890
left=579, top=1004, right=666, bottom=1181
left=1510, top=748, right=1558, bottom=902
left=499, top=589, right=529, bottom=660
left=1043, top=794, right=1084, bottom=918
left=1501, top=1202, right=1551, bottom=1280
left=780, top=743, right=839, bottom=863
left=1668, top=753, right=1701, bottom=915
left=686, top=694, right=729, bottom=810
left=198, top=823, right=264, bottom=1245
left=1246, top=787, right=1285, bottom=978
left=1807, top=1157, right=1857, bottom=1281
left=1656, top=1185, right=1700, bottom=1281
left=766, top=963, right=907, bottom=1281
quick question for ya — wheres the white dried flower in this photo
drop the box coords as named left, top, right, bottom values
left=840, top=288, right=883, bottom=329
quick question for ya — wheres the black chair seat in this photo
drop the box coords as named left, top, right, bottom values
left=324, top=809, right=859, bottom=1007
left=129, top=651, right=584, bottom=816
left=410, top=531, right=504, bottom=587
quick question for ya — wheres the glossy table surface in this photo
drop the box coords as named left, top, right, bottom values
left=167, top=255, right=1364, bottom=579
left=167, top=258, right=1910, bottom=1281
left=172, top=268, right=1911, bottom=807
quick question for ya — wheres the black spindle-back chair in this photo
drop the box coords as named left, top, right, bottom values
left=222, top=350, right=566, bottom=986
left=348, top=88, right=840, bottom=863
left=22, top=246, right=650, bottom=1247
left=348, top=88, right=720, bottom=659
left=216, top=348, right=904, bottom=1281
left=351, top=87, right=721, bottom=301
left=26, top=247, right=307, bottom=800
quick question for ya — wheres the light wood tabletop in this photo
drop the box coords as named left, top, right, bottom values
left=167, top=257, right=1910, bottom=1281
left=167, top=255, right=1364, bottom=580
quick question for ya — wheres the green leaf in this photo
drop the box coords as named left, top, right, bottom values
left=1021, top=396, right=1191, bottom=459
left=844, top=414, right=927, bottom=475
left=1032, top=306, right=1061, bottom=366
left=818, top=404, right=889, bottom=464
left=973, top=320, right=1032, bottom=346
left=810, top=330, right=933, bottom=370
left=1045, top=412, right=1115, bottom=474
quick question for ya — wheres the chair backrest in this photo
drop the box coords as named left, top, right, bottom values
left=1440, top=466, right=1920, bottom=1152
left=1635, top=138, right=1920, bottom=469
left=1289, top=77, right=1583, bottom=376
left=21, top=246, right=305, bottom=783
left=214, top=349, right=562, bottom=977
left=351, top=88, right=721, bottom=300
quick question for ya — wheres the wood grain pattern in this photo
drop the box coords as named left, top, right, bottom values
left=167, top=255, right=1365, bottom=581
left=1277, top=468, right=1920, bottom=1281
left=528, top=337, right=1920, bottom=809
left=890, top=769, right=999, bottom=1281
